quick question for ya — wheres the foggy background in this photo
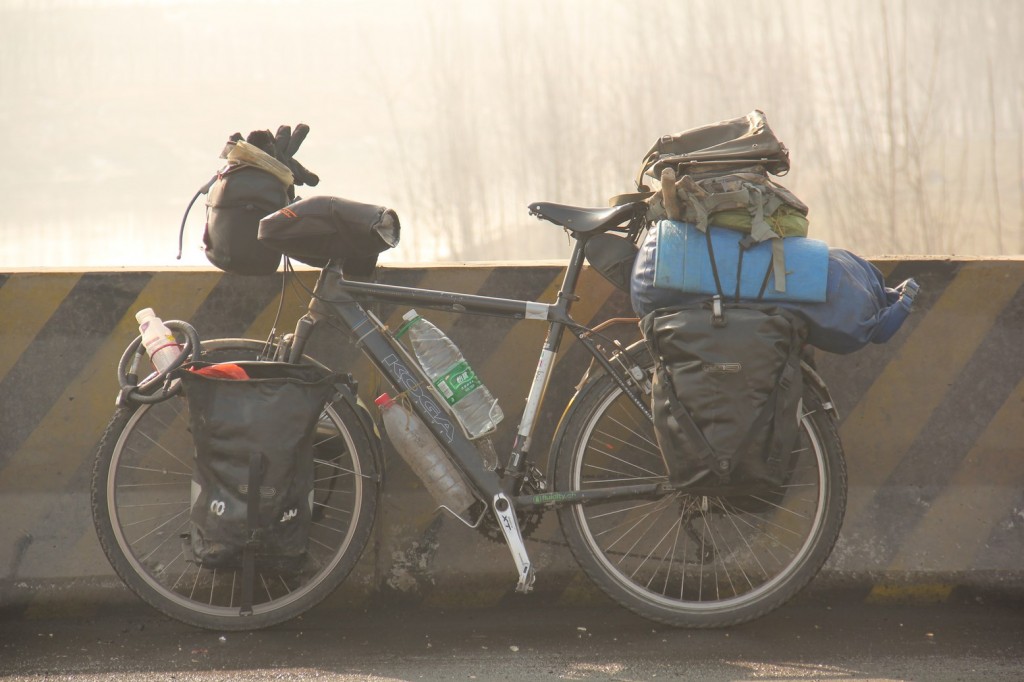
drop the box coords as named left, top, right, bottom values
left=2, top=0, right=1022, bottom=269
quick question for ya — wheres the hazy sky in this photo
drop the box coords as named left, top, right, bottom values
left=3, top=0, right=1021, bottom=268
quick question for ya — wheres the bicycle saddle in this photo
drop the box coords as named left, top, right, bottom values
left=529, top=201, right=640, bottom=233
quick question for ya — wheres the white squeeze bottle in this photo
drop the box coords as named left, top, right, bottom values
left=397, top=310, right=504, bottom=440
left=135, top=308, right=183, bottom=372
left=375, top=393, right=476, bottom=515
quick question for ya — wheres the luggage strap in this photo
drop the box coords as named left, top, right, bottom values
left=240, top=452, right=265, bottom=617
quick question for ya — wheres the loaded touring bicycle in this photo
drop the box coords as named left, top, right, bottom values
left=93, top=114, right=914, bottom=630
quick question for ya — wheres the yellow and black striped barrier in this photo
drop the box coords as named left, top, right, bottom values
left=0, top=259, right=1021, bottom=612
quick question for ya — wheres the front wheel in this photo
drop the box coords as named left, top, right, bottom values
left=553, top=370, right=846, bottom=628
left=91, top=339, right=379, bottom=630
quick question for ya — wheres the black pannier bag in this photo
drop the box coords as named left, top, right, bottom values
left=640, top=302, right=806, bottom=495
left=177, top=362, right=339, bottom=578
left=258, top=195, right=400, bottom=278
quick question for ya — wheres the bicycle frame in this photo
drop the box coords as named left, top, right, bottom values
left=282, top=236, right=666, bottom=589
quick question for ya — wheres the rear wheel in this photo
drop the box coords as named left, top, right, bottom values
left=553, top=369, right=846, bottom=628
left=91, top=339, right=379, bottom=630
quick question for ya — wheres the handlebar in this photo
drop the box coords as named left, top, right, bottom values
left=116, top=320, right=202, bottom=405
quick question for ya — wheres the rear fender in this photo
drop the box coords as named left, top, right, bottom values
left=800, top=361, right=840, bottom=420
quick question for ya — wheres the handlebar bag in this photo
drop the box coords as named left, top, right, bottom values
left=640, top=302, right=806, bottom=496
left=259, top=195, right=401, bottom=278
left=204, top=164, right=290, bottom=276
left=177, top=362, right=339, bottom=573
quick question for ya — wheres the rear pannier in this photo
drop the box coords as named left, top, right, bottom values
left=259, top=195, right=400, bottom=278
left=640, top=302, right=806, bottom=494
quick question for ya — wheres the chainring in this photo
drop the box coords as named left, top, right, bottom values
left=476, top=467, right=547, bottom=544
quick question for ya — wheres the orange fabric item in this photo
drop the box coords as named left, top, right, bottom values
left=190, top=363, right=250, bottom=380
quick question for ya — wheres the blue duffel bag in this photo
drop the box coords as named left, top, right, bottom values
left=631, top=221, right=920, bottom=355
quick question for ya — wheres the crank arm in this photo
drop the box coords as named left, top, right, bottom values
left=493, top=493, right=535, bottom=593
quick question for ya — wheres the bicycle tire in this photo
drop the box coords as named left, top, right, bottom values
left=91, top=339, right=379, bottom=630
left=553, top=367, right=846, bottom=628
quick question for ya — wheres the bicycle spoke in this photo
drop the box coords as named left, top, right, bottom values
left=581, top=464, right=666, bottom=485
left=135, top=430, right=193, bottom=472
left=632, top=510, right=685, bottom=583
left=119, top=500, right=191, bottom=509
left=720, top=504, right=769, bottom=583
left=597, top=496, right=678, bottom=551
left=155, top=549, right=185, bottom=577
left=117, top=464, right=191, bottom=478
left=140, top=516, right=191, bottom=564
left=615, top=501, right=676, bottom=570
left=593, top=422, right=662, bottom=460
left=314, top=501, right=353, bottom=515
left=126, top=507, right=189, bottom=547
left=585, top=441, right=665, bottom=479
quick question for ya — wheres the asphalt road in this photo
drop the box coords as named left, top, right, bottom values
left=1, top=584, right=1022, bottom=681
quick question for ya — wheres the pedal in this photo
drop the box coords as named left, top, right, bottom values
left=492, top=493, right=536, bottom=593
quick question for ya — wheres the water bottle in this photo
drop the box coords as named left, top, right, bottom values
left=397, top=310, right=504, bottom=440
left=375, top=393, right=476, bottom=515
left=136, top=308, right=183, bottom=373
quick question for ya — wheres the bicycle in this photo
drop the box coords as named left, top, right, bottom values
left=91, top=198, right=846, bottom=631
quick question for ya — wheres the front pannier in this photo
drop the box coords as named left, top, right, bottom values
left=258, top=195, right=400, bottom=278
left=640, top=303, right=806, bottom=495
left=177, top=362, right=339, bottom=584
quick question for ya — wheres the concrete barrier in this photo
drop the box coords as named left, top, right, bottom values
left=1, top=259, right=1022, bottom=611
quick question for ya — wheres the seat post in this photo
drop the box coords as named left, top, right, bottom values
left=560, top=234, right=586, bottom=300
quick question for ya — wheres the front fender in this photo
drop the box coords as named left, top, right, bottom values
left=334, top=384, right=386, bottom=486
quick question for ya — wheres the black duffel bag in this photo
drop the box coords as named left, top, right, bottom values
left=640, top=301, right=806, bottom=495
left=258, top=195, right=400, bottom=278
left=177, top=362, right=339, bottom=582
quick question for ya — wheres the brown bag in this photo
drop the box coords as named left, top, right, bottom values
left=636, top=110, right=791, bottom=188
